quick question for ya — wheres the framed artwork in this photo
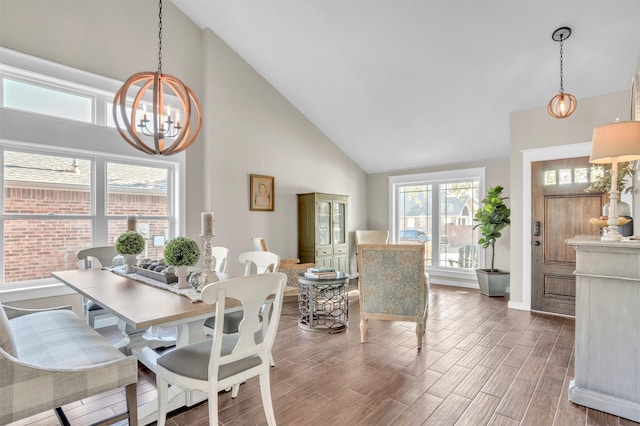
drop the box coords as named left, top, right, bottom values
left=250, top=174, right=274, bottom=211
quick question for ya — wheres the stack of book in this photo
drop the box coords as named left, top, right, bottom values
left=304, top=266, right=338, bottom=279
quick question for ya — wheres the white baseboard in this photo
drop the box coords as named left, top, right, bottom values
left=508, top=300, right=529, bottom=311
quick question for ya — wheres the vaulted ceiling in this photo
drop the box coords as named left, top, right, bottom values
left=172, top=0, right=640, bottom=174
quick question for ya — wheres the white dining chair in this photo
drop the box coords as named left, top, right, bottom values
left=204, top=249, right=280, bottom=397
left=156, top=272, right=287, bottom=426
left=239, top=250, right=280, bottom=275
left=204, top=250, right=279, bottom=335
left=77, top=246, right=118, bottom=328
left=251, top=236, right=269, bottom=252
left=210, top=246, right=229, bottom=273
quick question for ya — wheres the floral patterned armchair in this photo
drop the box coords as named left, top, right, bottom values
left=357, top=244, right=429, bottom=351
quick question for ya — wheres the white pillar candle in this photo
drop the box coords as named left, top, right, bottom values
left=127, top=216, right=137, bottom=231
left=201, top=212, right=214, bottom=236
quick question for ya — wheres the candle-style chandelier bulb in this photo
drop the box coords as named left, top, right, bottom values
left=548, top=27, right=577, bottom=119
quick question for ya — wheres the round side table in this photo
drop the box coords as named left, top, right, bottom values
left=297, top=272, right=349, bottom=333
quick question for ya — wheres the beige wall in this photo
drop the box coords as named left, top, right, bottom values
left=366, top=159, right=511, bottom=279
left=0, top=0, right=634, bottom=309
left=0, top=0, right=367, bottom=286
left=509, top=90, right=630, bottom=308
left=200, top=29, right=367, bottom=275
left=368, top=90, right=631, bottom=295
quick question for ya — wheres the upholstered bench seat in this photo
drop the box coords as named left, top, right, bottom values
left=0, top=307, right=138, bottom=425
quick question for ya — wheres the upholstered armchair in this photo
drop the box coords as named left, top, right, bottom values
left=357, top=244, right=429, bottom=351
left=354, top=230, right=389, bottom=272
left=354, top=230, right=389, bottom=246
left=0, top=303, right=138, bottom=425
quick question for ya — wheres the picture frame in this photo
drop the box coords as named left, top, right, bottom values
left=250, top=174, right=274, bottom=211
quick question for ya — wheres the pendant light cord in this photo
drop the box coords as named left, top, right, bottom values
left=559, top=37, right=564, bottom=94
left=157, top=0, right=163, bottom=74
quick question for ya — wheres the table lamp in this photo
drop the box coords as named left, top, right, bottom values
left=590, top=121, right=640, bottom=240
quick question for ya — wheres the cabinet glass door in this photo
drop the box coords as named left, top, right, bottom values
left=317, top=201, right=331, bottom=246
left=333, top=201, right=346, bottom=244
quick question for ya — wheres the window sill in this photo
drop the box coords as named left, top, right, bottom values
left=0, top=280, right=76, bottom=303
left=426, top=266, right=479, bottom=289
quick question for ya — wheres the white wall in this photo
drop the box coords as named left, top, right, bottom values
left=200, top=29, right=367, bottom=276
left=509, top=90, right=631, bottom=309
left=3, top=0, right=631, bottom=309
left=0, top=0, right=367, bottom=294
left=366, top=158, right=510, bottom=284
left=368, top=89, right=632, bottom=296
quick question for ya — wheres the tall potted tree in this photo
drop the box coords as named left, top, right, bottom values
left=473, top=185, right=511, bottom=296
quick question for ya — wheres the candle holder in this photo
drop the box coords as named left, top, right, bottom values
left=197, top=233, right=218, bottom=291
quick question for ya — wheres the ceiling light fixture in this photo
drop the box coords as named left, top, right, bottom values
left=548, top=27, right=577, bottom=119
left=113, top=0, right=202, bottom=155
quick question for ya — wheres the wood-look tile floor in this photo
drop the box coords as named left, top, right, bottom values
left=9, top=284, right=640, bottom=426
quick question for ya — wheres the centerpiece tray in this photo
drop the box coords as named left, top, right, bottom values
left=589, top=217, right=631, bottom=228
left=133, top=266, right=178, bottom=284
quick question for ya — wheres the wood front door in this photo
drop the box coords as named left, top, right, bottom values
left=531, top=157, right=605, bottom=316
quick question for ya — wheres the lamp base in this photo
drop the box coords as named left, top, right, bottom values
left=601, top=228, right=623, bottom=241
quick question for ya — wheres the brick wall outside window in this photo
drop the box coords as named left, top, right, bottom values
left=4, top=186, right=167, bottom=283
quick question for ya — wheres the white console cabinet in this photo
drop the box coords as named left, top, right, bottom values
left=567, top=237, right=640, bottom=422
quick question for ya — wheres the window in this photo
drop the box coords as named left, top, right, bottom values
left=0, top=48, right=182, bottom=291
left=3, top=78, right=94, bottom=123
left=390, top=168, right=485, bottom=272
left=1, top=147, right=176, bottom=286
left=106, top=162, right=171, bottom=259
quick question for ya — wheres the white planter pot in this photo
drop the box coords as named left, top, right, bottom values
left=123, top=254, right=138, bottom=274
left=174, top=265, right=190, bottom=289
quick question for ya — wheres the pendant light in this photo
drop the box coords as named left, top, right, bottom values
left=547, top=27, right=577, bottom=119
left=113, top=0, right=202, bottom=155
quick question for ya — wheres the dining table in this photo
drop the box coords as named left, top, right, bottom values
left=52, top=268, right=233, bottom=425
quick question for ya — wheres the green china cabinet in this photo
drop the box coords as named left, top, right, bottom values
left=297, top=193, right=349, bottom=273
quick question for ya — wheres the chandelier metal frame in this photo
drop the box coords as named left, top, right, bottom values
left=113, top=0, right=202, bottom=155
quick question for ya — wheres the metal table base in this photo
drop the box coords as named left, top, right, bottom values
left=297, top=273, right=349, bottom=333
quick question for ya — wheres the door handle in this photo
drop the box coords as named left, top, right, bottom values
left=533, top=221, right=541, bottom=237
left=534, top=241, right=541, bottom=246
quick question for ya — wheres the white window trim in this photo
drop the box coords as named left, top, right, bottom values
left=0, top=139, right=180, bottom=293
left=0, top=47, right=185, bottom=299
left=389, top=167, right=486, bottom=284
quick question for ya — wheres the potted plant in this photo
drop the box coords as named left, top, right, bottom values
left=115, top=231, right=145, bottom=273
left=164, top=237, right=201, bottom=288
left=473, top=185, right=511, bottom=296
left=585, top=161, right=635, bottom=195
left=586, top=162, right=634, bottom=235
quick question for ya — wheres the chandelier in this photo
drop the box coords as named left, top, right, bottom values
left=113, top=0, right=202, bottom=155
left=547, top=27, right=577, bottom=119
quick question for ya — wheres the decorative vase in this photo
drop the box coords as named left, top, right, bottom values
left=123, top=254, right=138, bottom=274
left=603, top=201, right=633, bottom=236
left=174, top=265, right=190, bottom=289
left=602, top=200, right=631, bottom=217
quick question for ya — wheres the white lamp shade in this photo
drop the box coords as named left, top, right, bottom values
left=590, top=121, right=640, bottom=164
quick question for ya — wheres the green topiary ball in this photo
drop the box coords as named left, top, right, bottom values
left=164, top=237, right=200, bottom=267
left=115, top=231, right=145, bottom=255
